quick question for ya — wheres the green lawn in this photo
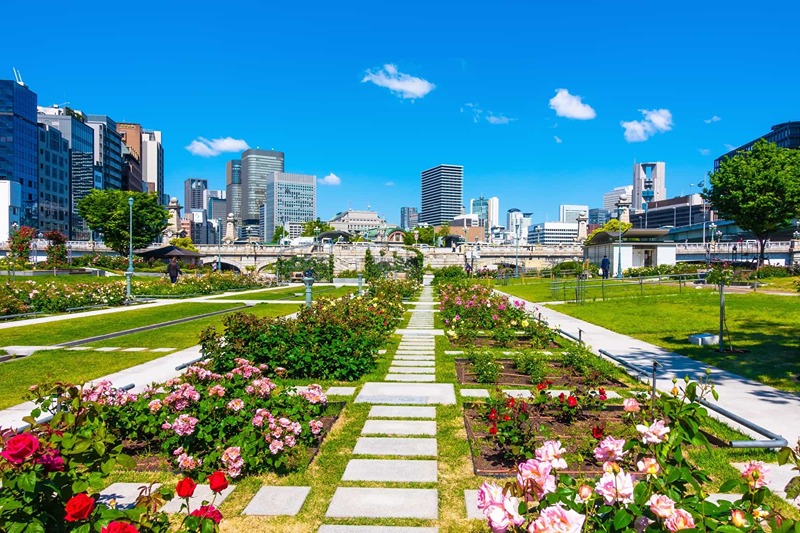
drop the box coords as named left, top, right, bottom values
left=212, top=285, right=356, bottom=301
left=498, top=276, right=697, bottom=303
left=758, top=276, right=800, bottom=292
left=492, top=277, right=562, bottom=302
left=0, top=302, right=241, bottom=347
left=87, top=303, right=299, bottom=349
left=551, top=291, right=800, bottom=391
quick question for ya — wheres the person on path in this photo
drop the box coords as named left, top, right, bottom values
left=166, top=257, right=182, bottom=283
left=600, top=255, right=610, bottom=279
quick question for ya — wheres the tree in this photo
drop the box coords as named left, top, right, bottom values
left=402, top=231, right=415, bottom=245
left=44, top=230, right=68, bottom=267
left=272, top=225, right=288, bottom=244
left=301, top=218, right=333, bottom=237
left=415, top=226, right=435, bottom=245
left=585, top=218, right=633, bottom=244
left=704, top=140, right=800, bottom=266
left=170, top=236, right=198, bottom=252
left=8, top=226, right=35, bottom=267
left=77, top=190, right=168, bottom=256
left=436, top=223, right=451, bottom=243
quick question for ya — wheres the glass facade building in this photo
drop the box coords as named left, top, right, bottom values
left=714, top=121, right=800, bottom=170
left=400, top=206, right=419, bottom=230
left=184, top=178, right=207, bottom=211
left=86, top=114, right=123, bottom=190
left=241, top=149, right=284, bottom=225
left=37, top=123, right=70, bottom=234
left=263, top=172, right=315, bottom=242
left=0, top=80, right=39, bottom=228
left=419, top=164, right=463, bottom=226
left=226, top=159, right=242, bottom=223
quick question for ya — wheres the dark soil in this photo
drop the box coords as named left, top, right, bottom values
left=451, top=336, right=560, bottom=349
left=456, top=358, right=626, bottom=388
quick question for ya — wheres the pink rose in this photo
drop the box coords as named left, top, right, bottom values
left=594, top=471, right=635, bottom=505
left=665, top=509, right=695, bottom=531
left=636, top=420, right=671, bottom=444
left=535, top=440, right=568, bottom=470
left=593, top=436, right=627, bottom=462
left=529, top=504, right=585, bottom=533
left=477, top=481, right=505, bottom=511
left=647, top=494, right=676, bottom=518
left=637, top=457, right=660, bottom=476
left=623, top=398, right=640, bottom=412
left=1, top=433, right=39, bottom=464
left=740, top=460, right=769, bottom=489
left=516, top=459, right=556, bottom=499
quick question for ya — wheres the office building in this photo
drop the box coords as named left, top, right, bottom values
left=559, top=204, right=589, bottom=223
left=589, top=208, right=612, bottom=226
left=184, top=178, right=208, bottom=212
left=241, top=149, right=284, bottom=225
left=38, top=106, right=95, bottom=239
left=632, top=162, right=666, bottom=213
left=528, top=222, right=578, bottom=245
left=1, top=79, right=38, bottom=228
left=603, top=185, right=633, bottom=210
left=470, top=196, right=500, bottom=231
left=263, top=172, right=315, bottom=242
left=208, top=196, right=227, bottom=223
left=714, top=121, right=800, bottom=170
left=329, top=209, right=386, bottom=234
left=117, top=123, right=143, bottom=192
left=141, top=130, right=164, bottom=202
left=506, top=208, right=532, bottom=244
left=37, top=123, right=70, bottom=234
left=629, top=193, right=705, bottom=229
left=86, top=115, right=123, bottom=191
left=0, top=179, right=21, bottom=240
left=419, top=164, right=463, bottom=225
left=226, top=159, right=242, bottom=223
left=400, top=206, right=419, bottom=230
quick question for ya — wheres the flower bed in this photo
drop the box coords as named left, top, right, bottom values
left=131, top=272, right=269, bottom=297
left=0, top=279, right=127, bottom=315
left=201, top=289, right=404, bottom=380
left=456, top=357, right=626, bottom=388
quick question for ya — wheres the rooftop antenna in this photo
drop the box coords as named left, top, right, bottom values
left=12, top=68, right=26, bottom=87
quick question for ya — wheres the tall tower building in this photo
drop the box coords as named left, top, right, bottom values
left=241, top=149, right=284, bottom=225
left=226, top=159, right=242, bottom=222
left=559, top=204, right=589, bottom=223
left=419, top=164, right=463, bottom=225
left=263, top=172, right=315, bottom=242
left=470, top=196, right=500, bottom=231
left=603, top=185, right=633, bottom=210
left=0, top=79, right=39, bottom=228
left=141, top=130, right=164, bottom=203
left=117, top=123, right=143, bottom=192
left=86, top=115, right=123, bottom=190
left=400, top=206, right=419, bottom=230
left=632, top=162, right=666, bottom=213
left=38, top=106, right=96, bottom=240
left=184, top=178, right=208, bottom=212
left=37, top=123, right=70, bottom=234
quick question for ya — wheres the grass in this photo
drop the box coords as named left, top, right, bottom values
left=211, top=285, right=356, bottom=301
left=758, top=276, right=800, bottom=292
left=497, top=275, right=702, bottom=303
left=0, top=302, right=242, bottom=347
left=551, top=290, right=800, bottom=392
left=491, top=276, right=561, bottom=302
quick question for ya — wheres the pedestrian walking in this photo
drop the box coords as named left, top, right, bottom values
left=166, top=257, right=182, bottom=283
left=600, top=255, right=610, bottom=279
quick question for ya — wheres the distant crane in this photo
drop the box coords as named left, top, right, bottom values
left=12, top=67, right=25, bottom=86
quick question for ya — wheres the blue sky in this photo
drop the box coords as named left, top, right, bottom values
left=4, top=0, right=799, bottom=225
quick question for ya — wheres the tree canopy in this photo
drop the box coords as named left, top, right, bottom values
left=414, top=226, right=435, bottom=245
left=272, top=225, right=288, bottom=244
left=301, top=218, right=334, bottom=237
left=77, top=190, right=168, bottom=255
left=170, top=236, right=198, bottom=252
left=585, top=218, right=633, bottom=243
left=703, top=140, right=800, bottom=265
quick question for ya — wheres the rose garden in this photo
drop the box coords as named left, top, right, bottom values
left=1, top=267, right=800, bottom=532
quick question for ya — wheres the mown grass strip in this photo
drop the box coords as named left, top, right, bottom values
left=212, top=285, right=356, bottom=301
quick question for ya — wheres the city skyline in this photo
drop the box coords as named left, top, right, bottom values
left=3, top=0, right=799, bottom=225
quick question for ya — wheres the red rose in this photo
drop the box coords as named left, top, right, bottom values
left=489, top=424, right=498, bottom=435
left=207, top=471, right=228, bottom=493
left=503, top=414, right=511, bottom=421
left=537, top=382, right=547, bottom=391
left=101, top=522, right=139, bottom=533
left=1, top=433, right=40, bottom=464
left=598, top=388, right=606, bottom=395
left=592, top=426, right=604, bottom=439
left=65, top=493, right=95, bottom=522
left=558, top=393, right=565, bottom=403
left=190, top=504, right=223, bottom=524
left=567, top=396, right=578, bottom=408
left=506, top=398, right=515, bottom=408
left=176, top=477, right=197, bottom=498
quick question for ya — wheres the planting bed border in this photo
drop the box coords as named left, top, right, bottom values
left=455, top=358, right=627, bottom=388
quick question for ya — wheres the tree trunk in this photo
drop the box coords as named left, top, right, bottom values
left=758, top=238, right=766, bottom=268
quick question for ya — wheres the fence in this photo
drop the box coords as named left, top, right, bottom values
left=549, top=273, right=705, bottom=303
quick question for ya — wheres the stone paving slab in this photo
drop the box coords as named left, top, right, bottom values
left=122, top=347, right=148, bottom=352
left=325, top=487, right=438, bottom=519
left=98, top=482, right=162, bottom=510
left=706, top=493, right=742, bottom=504
left=161, top=484, right=236, bottom=513
left=241, top=486, right=310, bottom=516
left=444, top=350, right=464, bottom=355
left=362, top=420, right=436, bottom=436
left=66, top=346, right=94, bottom=351
left=326, top=386, right=357, bottom=396
left=1, top=346, right=61, bottom=356
left=342, top=459, right=438, bottom=482
left=460, top=389, right=490, bottom=398
left=385, top=374, right=436, bottom=382
left=94, top=347, right=120, bottom=352
left=394, top=329, right=444, bottom=336
left=369, top=406, right=436, bottom=419
left=391, top=360, right=435, bottom=367
left=388, top=367, right=436, bottom=374
left=356, top=383, right=456, bottom=405
left=353, top=437, right=438, bottom=456
left=378, top=349, right=387, bottom=354
left=394, top=356, right=435, bottom=361
left=463, top=490, right=483, bottom=519
left=319, top=526, right=439, bottom=533
left=150, top=347, right=176, bottom=352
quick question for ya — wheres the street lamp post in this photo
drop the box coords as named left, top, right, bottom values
left=514, top=220, right=520, bottom=278
left=216, top=218, right=222, bottom=272
left=126, top=197, right=134, bottom=300
left=615, top=193, right=630, bottom=278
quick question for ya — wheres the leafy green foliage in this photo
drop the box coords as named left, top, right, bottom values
left=170, top=236, right=198, bottom=252
left=469, top=351, right=501, bottom=384
left=77, top=190, right=168, bottom=256
left=300, top=218, right=333, bottom=237
left=586, top=218, right=633, bottom=243
left=42, top=230, right=68, bottom=267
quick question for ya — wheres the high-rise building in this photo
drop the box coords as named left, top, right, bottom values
left=263, top=172, right=315, bottom=242
left=470, top=196, right=500, bottom=229
left=184, top=178, right=208, bottom=212
left=86, top=115, right=123, bottom=191
left=0, top=79, right=39, bottom=228
left=714, top=121, right=800, bottom=170
left=37, top=123, right=70, bottom=234
left=241, top=149, right=284, bottom=225
left=38, top=106, right=95, bottom=240
left=117, top=123, right=144, bottom=192
left=528, top=221, right=578, bottom=245
left=507, top=208, right=532, bottom=244
left=589, top=208, right=612, bottom=226
left=603, top=185, right=633, bottom=210
left=559, top=204, right=589, bottom=223
left=207, top=196, right=227, bottom=223
left=400, top=206, right=419, bottom=230
left=632, top=162, right=666, bottom=213
left=419, top=164, right=463, bottom=226
left=226, top=159, right=242, bottom=223
left=141, top=130, right=164, bottom=203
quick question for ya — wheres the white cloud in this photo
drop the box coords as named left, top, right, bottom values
left=385, top=181, right=395, bottom=187
left=704, top=115, right=721, bottom=124
left=362, top=64, right=435, bottom=100
left=185, top=136, right=250, bottom=157
left=486, top=114, right=514, bottom=125
left=549, top=89, right=596, bottom=120
left=462, top=102, right=482, bottom=123
left=318, top=173, right=341, bottom=186
left=554, top=135, right=563, bottom=143
left=724, top=143, right=736, bottom=151
left=620, top=109, right=673, bottom=142
left=698, top=148, right=710, bottom=156
left=463, top=103, right=514, bottom=124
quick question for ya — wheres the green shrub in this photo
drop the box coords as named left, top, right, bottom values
left=470, top=351, right=501, bottom=384
left=432, top=265, right=468, bottom=286
left=513, top=352, right=548, bottom=383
